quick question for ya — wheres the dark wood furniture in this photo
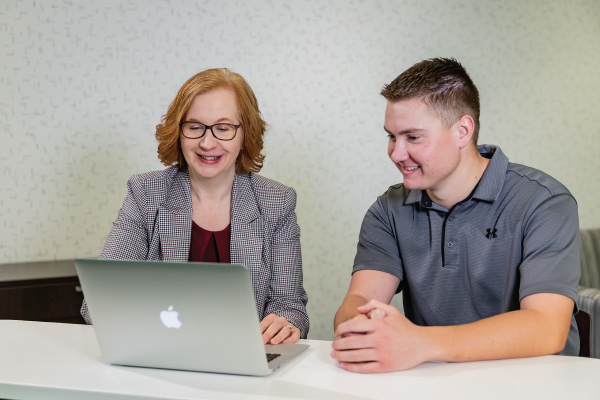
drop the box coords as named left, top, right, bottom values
left=0, top=259, right=85, bottom=324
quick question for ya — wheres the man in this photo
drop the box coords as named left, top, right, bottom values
left=331, top=58, right=580, bottom=373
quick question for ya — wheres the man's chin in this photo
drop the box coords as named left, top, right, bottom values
left=401, top=180, right=424, bottom=190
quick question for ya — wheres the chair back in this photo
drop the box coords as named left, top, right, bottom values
left=580, top=229, right=600, bottom=289
left=575, top=310, right=591, bottom=357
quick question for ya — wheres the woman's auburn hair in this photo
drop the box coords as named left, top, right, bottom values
left=155, top=68, right=267, bottom=174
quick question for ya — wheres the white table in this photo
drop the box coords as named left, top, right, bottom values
left=1, top=320, right=599, bottom=400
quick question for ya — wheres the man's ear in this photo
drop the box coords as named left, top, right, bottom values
left=457, top=115, right=475, bottom=149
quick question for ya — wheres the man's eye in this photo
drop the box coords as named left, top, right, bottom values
left=387, top=134, right=396, bottom=141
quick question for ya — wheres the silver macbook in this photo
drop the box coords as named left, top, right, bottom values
left=75, top=258, right=309, bottom=376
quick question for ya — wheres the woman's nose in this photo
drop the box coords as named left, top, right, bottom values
left=198, top=130, right=217, bottom=149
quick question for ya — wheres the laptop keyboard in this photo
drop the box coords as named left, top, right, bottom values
left=266, top=353, right=281, bottom=362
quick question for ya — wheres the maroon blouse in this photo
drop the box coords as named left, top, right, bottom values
left=188, top=221, right=231, bottom=263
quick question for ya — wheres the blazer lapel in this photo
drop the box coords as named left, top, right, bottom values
left=230, top=174, right=263, bottom=267
left=157, top=170, right=192, bottom=262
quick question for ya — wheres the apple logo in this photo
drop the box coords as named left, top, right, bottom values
left=160, top=306, right=182, bottom=329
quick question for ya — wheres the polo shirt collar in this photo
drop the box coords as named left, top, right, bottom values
left=404, top=144, right=508, bottom=207
left=406, top=186, right=422, bottom=205
left=471, top=144, right=508, bottom=203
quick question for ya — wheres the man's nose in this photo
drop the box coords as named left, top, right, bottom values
left=390, top=140, right=408, bottom=163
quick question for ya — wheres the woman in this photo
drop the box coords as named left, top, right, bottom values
left=81, top=68, right=308, bottom=344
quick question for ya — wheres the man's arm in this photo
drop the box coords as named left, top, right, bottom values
left=331, top=292, right=574, bottom=373
left=431, top=293, right=573, bottom=362
left=333, top=269, right=400, bottom=331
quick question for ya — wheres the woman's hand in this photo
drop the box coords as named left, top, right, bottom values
left=259, top=314, right=300, bottom=344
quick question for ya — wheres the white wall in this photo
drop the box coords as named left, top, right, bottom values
left=1, top=0, right=599, bottom=340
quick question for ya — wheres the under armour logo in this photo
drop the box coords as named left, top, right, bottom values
left=486, top=228, right=497, bottom=239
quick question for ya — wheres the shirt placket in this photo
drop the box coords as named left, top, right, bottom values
left=444, top=209, right=458, bottom=267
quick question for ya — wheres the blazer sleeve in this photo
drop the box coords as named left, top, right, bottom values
left=263, top=186, right=310, bottom=338
left=99, top=175, right=151, bottom=261
left=81, top=175, right=151, bottom=324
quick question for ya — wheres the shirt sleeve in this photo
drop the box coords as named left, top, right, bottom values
left=519, top=193, right=581, bottom=306
left=353, top=191, right=404, bottom=286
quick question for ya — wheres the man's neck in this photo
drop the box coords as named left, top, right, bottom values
left=427, top=146, right=490, bottom=210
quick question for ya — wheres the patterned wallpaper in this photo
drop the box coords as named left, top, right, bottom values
left=1, top=0, right=599, bottom=340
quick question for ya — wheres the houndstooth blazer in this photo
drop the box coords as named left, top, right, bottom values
left=81, top=167, right=309, bottom=337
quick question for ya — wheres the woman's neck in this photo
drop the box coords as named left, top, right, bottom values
left=189, top=169, right=235, bottom=231
left=188, top=168, right=235, bottom=203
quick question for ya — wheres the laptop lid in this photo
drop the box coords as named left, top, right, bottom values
left=75, top=258, right=308, bottom=376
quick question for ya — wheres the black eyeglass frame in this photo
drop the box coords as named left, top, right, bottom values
left=179, top=121, right=241, bottom=141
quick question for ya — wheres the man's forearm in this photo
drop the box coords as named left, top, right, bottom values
left=332, top=294, right=574, bottom=373
left=426, top=296, right=573, bottom=362
left=333, top=270, right=401, bottom=331
left=333, top=294, right=370, bottom=330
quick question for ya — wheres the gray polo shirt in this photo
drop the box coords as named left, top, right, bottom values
left=353, top=144, right=581, bottom=356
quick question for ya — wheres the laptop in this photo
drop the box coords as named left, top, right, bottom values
left=75, top=258, right=309, bottom=376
